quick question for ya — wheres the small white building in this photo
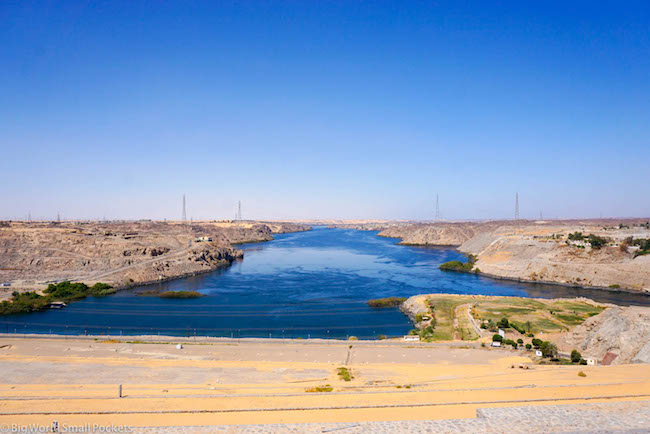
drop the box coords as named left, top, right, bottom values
left=491, top=341, right=501, bottom=347
left=586, top=358, right=596, bottom=366
left=404, top=335, right=420, bottom=342
left=535, top=350, right=543, bottom=357
left=195, top=236, right=213, bottom=242
left=498, top=329, right=505, bottom=338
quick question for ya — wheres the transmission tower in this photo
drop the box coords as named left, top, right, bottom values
left=237, top=200, right=242, bottom=221
left=27, top=211, right=31, bottom=222
left=182, top=194, right=187, bottom=222
left=56, top=212, right=60, bottom=222
left=514, top=192, right=520, bottom=233
left=435, top=194, right=440, bottom=221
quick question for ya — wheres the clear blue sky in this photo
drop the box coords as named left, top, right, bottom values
left=2, top=1, right=649, bottom=221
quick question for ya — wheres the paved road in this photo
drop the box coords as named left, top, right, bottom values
left=131, top=400, right=650, bottom=433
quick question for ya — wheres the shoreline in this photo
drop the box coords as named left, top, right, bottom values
left=380, top=232, right=650, bottom=297
left=473, top=269, right=649, bottom=296
left=113, top=258, right=242, bottom=292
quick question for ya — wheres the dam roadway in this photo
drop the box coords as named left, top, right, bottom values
left=0, top=336, right=649, bottom=430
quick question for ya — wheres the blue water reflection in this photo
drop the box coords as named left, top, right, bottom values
left=3, top=227, right=649, bottom=339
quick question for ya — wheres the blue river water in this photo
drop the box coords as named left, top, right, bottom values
left=3, top=227, right=650, bottom=339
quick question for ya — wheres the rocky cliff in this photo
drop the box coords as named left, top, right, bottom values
left=558, top=306, right=650, bottom=364
left=0, top=220, right=310, bottom=297
left=368, top=219, right=650, bottom=294
left=378, top=222, right=495, bottom=246
left=459, top=223, right=650, bottom=293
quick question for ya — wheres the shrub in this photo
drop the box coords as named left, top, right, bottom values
left=511, top=322, right=525, bottom=334
left=524, top=321, right=532, bottom=334
left=492, top=334, right=503, bottom=342
left=1, top=281, right=114, bottom=315
left=337, top=367, right=353, bottom=382
left=498, top=317, right=510, bottom=328
left=578, top=371, right=586, bottom=377
left=568, top=232, right=584, bottom=241
left=517, top=339, right=524, bottom=344
left=377, top=334, right=387, bottom=340
left=348, top=336, right=358, bottom=341
left=89, top=282, right=116, bottom=296
left=525, top=343, right=532, bottom=350
left=439, top=254, right=476, bottom=273
left=570, top=349, right=582, bottom=364
left=367, top=297, right=407, bottom=308
left=531, top=338, right=543, bottom=348
left=305, top=384, right=333, bottom=392
left=587, top=234, right=608, bottom=249
left=419, top=326, right=435, bottom=340
left=540, top=341, right=558, bottom=358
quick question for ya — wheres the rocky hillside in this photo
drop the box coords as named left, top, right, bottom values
left=459, top=222, right=650, bottom=293
left=370, top=219, right=650, bottom=293
left=0, top=220, right=310, bottom=297
left=558, top=306, right=650, bottom=364
left=378, top=222, right=489, bottom=246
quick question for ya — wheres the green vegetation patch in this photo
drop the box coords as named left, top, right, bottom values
left=337, top=367, right=354, bottom=382
left=0, top=281, right=115, bottom=315
left=532, top=318, right=565, bottom=332
left=305, top=384, right=333, bottom=393
left=367, top=297, right=407, bottom=308
left=553, top=313, right=585, bottom=325
left=158, top=291, right=204, bottom=299
left=439, top=255, right=477, bottom=273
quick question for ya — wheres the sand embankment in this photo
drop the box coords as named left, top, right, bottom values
left=1, top=335, right=649, bottom=427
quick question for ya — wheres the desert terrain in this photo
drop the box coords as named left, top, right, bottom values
left=0, top=220, right=310, bottom=298
left=364, top=219, right=650, bottom=294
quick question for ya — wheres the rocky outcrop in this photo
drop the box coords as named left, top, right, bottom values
left=370, top=219, right=650, bottom=293
left=459, top=223, right=650, bottom=293
left=378, top=222, right=493, bottom=246
left=558, top=306, right=650, bottom=364
left=114, top=242, right=243, bottom=289
left=0, top=220, right=310, bottom=297
left=399, top=295, right=430, bottom=328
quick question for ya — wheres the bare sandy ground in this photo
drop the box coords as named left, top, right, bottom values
left=0, top=336, right=649, bottom=428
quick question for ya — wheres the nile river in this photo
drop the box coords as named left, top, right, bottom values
left=4, top=227, right=650, bottom=338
